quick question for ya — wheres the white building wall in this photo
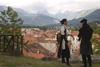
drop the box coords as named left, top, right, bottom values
left=68, top=35, right=80, bottom=54
left=39, top=43, right=57, bottom=53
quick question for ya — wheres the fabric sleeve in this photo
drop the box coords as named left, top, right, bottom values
left=78, top=31, right=82, bottom=41
left=60, top=26, right=65, bottom=35
left=67, top=30, right=71, bottom=35
left=78, top=31, right=82, bottom=38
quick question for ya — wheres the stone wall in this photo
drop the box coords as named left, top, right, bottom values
left=42, top=55, right=100, bottom=64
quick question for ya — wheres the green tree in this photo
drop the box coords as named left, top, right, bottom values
left=91, top=35, right=100, bottom=55
left=90, top=23, right=97, bottom=30
left=0, top=6, right=23, bottom=35
left=90, top=23, right=100, bottom=55
left=0, top=6, right=28, bottom=52
left=94, top=27, right=100, bottom=35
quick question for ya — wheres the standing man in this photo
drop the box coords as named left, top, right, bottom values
left=78, top=19, right=93, bottom=67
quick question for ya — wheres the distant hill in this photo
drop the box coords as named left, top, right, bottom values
left=46, top=9, right=100, bottom=26
left=37, top=8, right=100, bottom=21
left=67, top=9, right=96, bottom=20
left=53, top=10, right=73, bottom=20
left=0, top=5, right=60, bottom=26
left=1, top=5, right=100, bottom=26
left=0, top=5, right=27, bottom=13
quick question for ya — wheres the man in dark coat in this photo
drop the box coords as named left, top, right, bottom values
left=78, top=19, right=93, bottom=67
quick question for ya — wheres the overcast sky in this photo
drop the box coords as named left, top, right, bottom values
left=0, top=0, right=100, bottom=14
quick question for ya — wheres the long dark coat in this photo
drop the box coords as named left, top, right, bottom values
left=78, top=23, right=93, bottom=55
left=57, top=29, right=70, bottom=58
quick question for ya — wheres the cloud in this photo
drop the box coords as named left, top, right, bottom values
left=0, top=0, right=100, bottom=14
left=22, top=1, right=51, bottom=13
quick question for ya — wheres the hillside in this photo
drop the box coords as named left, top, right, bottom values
left=0, top=6, right=60, bottom=26
left=68, top=9, right=96, bottom=20
left=0, top=54, right=100, bottom=67
left=46, top=9, right=100, bottom=26
left=17, top=13, right=60, bottom=26
left=1, top=5, right=100, bottom=26
left=37, top=9, right=98, bottom=20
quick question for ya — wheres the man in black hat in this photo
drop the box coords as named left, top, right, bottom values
left=78, top=19, right=93, bottom=67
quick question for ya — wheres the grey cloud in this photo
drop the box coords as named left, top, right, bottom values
left=23, top=1, right=51, bottom=13
left=58, top=0, right=100, bottom=12
left=19, top=0, right=100, bottom=14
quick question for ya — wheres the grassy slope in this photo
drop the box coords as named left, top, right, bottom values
left=0, top=53, right=100, bottom=67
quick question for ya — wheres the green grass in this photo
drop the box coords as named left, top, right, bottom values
left=0, top=53, right=100, bottom=67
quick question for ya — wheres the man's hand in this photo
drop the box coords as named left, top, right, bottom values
left=57, top=44, right=60, bottom=48
left=78, top=38, right=82, bottom=41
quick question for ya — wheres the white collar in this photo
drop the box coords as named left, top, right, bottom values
left=62, top=24, right=66, bottom=28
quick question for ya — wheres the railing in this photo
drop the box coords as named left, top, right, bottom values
left=0, top=35, right=23, bottom=54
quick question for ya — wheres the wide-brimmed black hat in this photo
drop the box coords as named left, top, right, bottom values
left=80, top=19, right=87, bottom=23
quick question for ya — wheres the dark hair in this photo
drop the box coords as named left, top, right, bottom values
left=80, top=19, right=87, bottom=23
left=60, top=19, right=67, bottom=24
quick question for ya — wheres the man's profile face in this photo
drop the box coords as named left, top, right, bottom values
left=82, top=22, right=84, bottom=25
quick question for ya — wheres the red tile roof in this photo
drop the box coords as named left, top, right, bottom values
left=43, top=33, right=50, bottom=38
left=25, top=34, right=40, bottom=37
left=68, top=31, right=79, bottom=36
left=41, top=34, right=47, bottom=39
left=47, top=33, right=56, bottom=38
left=26, top=43, right=54, bottom=56
left=21, top=30, right=25, bottom=33
left=23, top=36, right=34, bottom=43
left=93, top=34, right=100, bottom=38
left=44, top=30, right=57, bottom=38
left=40, top=40, right=57, bottom=43
left=26, top=31, right=33, bottom=34
left=46, top=30, right=57, bottom=33
left=93, top=34, right=100, bottom=42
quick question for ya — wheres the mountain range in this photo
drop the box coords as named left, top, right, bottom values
left=0, top=5, right=100, bottom=26
left=36, top=9, right=98, bottom=20
left=46, top=9, right=100, bottom=26
left=0, top=5, right=60, bottom=26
